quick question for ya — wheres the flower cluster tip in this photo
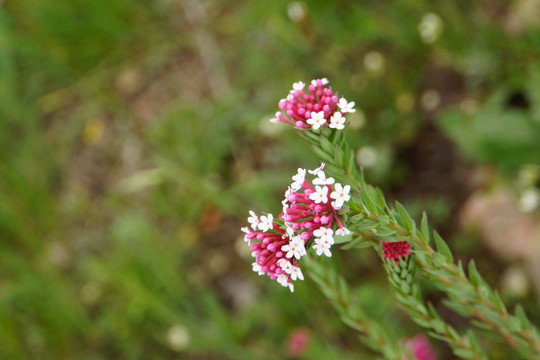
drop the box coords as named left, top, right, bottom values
left=271, top=78, right=355, bottom=130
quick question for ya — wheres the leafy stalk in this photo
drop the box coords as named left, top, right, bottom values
left=381, top=253, right=487, bottom=360
left=303, top=256, right=405, bottom=360
left=300, top=127, right=540, bottom=358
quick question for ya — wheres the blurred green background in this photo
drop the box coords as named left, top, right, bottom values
left=2, top=0, right=540, bottom=358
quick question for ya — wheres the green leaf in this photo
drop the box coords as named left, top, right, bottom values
left=311, top=145, right=334, bottom=163
left=334, top=233, right=353, bottom=244
left=360, top=186, right=378, bottom=215
left=433, top=231, right=453, bottom=263
left=372, top=188, right=387, bottom=212
left=341, top=237, right=372, bottom=250
left=468, top=260, right=484, bottom=287
left=395, top=201, right=413, bottom=232
left=338, top=277, right=350, bottom=302
left=515, top=305, right=528, bottom=323
left=375, top=227, right=397, bottom=237
left=299, top=129, right=320, bottom=142
left=319, top=134, right=334, bottom=154
left=420, top=212, right=430, bottom=244
left=341, top=316, right=365, bottom=332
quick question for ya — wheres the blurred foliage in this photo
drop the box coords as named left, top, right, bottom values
left=1, top=0, right=540, bottom=358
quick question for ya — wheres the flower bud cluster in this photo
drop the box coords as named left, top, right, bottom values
left=271, top=78, right=356, bottom=130
left=382, top=241, right=412, bottom=264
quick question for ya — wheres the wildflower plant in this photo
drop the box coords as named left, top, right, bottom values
left=242, top=78, right=540, bottom=359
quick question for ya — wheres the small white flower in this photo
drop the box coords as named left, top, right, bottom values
left=313, top=239, right=332, bottom=257
left=363, top=51, right=385, bottom=75
left=291, top=168, right=306, bottom=190
left=288, top=282, right=295, bottom=292
left=309, top=185, right=329, bottom=204
left=313, top=227, right=334, bottom=244
left=291, top=81, right=305, bottom=92
left=330, top=183, right=351, bottom=209
left=312, top=171, right=335, bottom=185
left=282, top=187, right=293, bottom=207
left=308, top=163, right=326, bottom=175
left=252, top=262, right=264, bottom=275
left=270, top=111, right=281, bottom=123
left=312, top=78, right=329, bottom=86
left=281, top=236, right=306, bottom=259
left=247, top=210, right=259, bottom=230
left=278, top=259, right=293, bottom=273
left=257, top=214, right=274, bottom=232
left=356, top=146, right=378, bottom=168
left=277, top=274, right=289, bottom=286
left=418, top=13, right=443, bottom=44
left=285, top=226, right=295, bottom=239
left=337, top=98, right=356, bottom=113
left=306, top=111, right=326, bottom=130
left=241, top=226, right=251, bottom=244
left=329, top=112, right=346, bottom=130
left=519, top=188, right=540, bottom=213
left=335, top=227, right=350, bottom=236
left=289, top=266, right=304, bottom=281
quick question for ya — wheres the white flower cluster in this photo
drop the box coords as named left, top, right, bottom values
left=282, top=164, right=351, bottom=258
left=305, top=98, right=356, bottom=130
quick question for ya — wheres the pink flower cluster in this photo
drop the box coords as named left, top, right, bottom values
left=382, top=241, right=412, bottom=264
left=271, top=78, right=355, bottom=130
left=242, top=164, right=351, bottom=292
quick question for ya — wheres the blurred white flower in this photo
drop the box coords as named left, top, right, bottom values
left=420, top=89, right=440, bottom=111
left=363, top=51, right=386, bottom=75
left=418, top=13, right=443, bottom=44
left=356, top=146, right=378, bottom=168
left=347, top=110, right=366, bottom=130
left=519, top=188, right=540, bottom=213
left=501, top=266, right=529, bottom=297
left=167, top=325, right=190, bottom=352
left=288, top=2, right=307, bottom=23
left=260, top=114, right=287, bottom=136
left=291, top=81, right=305, bottom=92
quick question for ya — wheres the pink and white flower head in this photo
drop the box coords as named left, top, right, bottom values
left=281, top=163, right=350, bottom=258
left=272, top=78, right=355, bottom=130
left=243, top=211, right=304, bottom=292
left=242, top=165, right=351, bottom=291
